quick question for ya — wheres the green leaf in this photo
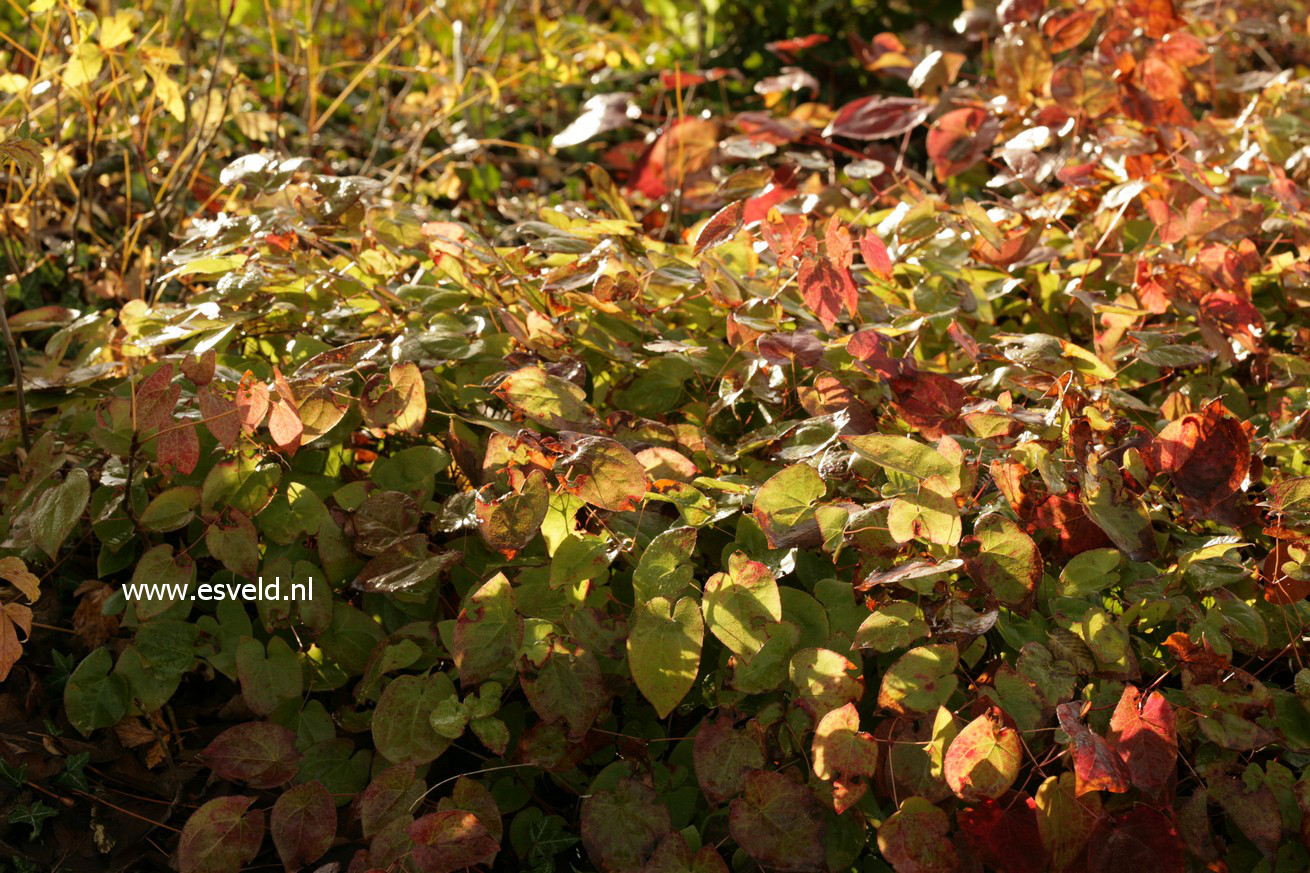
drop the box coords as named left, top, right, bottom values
left=627, top=596, right=703, bottom=718
left=32, top=468, right=90, bottom=558
left=1057, top=548, right=1122, bottom=596
left=236, top=636, right=303, bottom=716
left=843, top=434, right=960, bottom=487
left=632, top=526, right=698, bottom=603
left=581, top=777, right=671, bottom=873
left=852, top=601, right=929, bottom=653
left=139, top=485, right=200, bottom=532
left=887, top=475, right=961, bottom=546
left=63, top=647, right=130, bottom=735
left=752, top=463, right=826, bottom=548
left=372, top=673, right=458, bottom=765
left=701, top=552, right=783, bottom=658
left=878, top=644, right=959, bottom=715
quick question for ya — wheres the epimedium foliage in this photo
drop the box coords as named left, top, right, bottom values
left=8, top=0, right=1310, bottom=872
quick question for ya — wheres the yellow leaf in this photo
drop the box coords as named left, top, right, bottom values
left=0, top=557, right=40, bottom=603
left=64, top=43, right=104, bottom=88
left=99, top=10, right=140, bottom=50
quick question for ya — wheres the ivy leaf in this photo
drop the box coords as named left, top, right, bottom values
left=728, top=769, right=826, bottom=872
left=752, top=463, right=826, bottom=548
left=580, top=777, right=671, bottom=873
left=0, top=602, right=32, bottom=682
left=701, top=552, right=783, bottom=658
left=492, top=365, right=594, bottom=430
left=31, top=467, right=90, bottom=558
left=627, top=595, right=703, bottom=718
left=943, top=710, right=1022, bottom=801
left=270, top=780, right=335, bottom=871
left=957, top=794, right=1048, bottom=873
left=789, top=647, right=864, bottom=718
left=178, top=796, right=265, bottom=873
left=452, top=572, right=522, bottom=686
left=518, top=639, right=607, bottom=738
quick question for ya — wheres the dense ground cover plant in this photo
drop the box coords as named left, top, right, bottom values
left=6, top=0, right=1310, bottom=871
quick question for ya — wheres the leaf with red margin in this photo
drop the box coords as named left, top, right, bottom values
left=877, top=795, right=959, bottom=873
left=812, top=702, right=879, bottom=813
left=270, top=780, right=335, bottom=871
left=581, top=778, right=671, bottom=873
left=1086, top=807, right=1185, bottom=873
left=728, top=769, right=826, bottom=872
left=799, top=256, right=857, bottom=331
left=1056, top=702, right=1130, bottom=795
left=825, top=96, right=930, bottom=140
left=557, top=433, right=647, bottom=512
left=957, top=792, right=1049, bottom=873
left=476, top=469, right=550, bottom=557
left=200, top=722, right=300, bottom=788
left=926, top=107, right=999, bottom=181
left=1106, top=685, right=1176, bottom=794
left=694, top=715, right=767, bottom=805
left=177, top=796, right=265, bottom=873
left=943, top=709, right=1022, bottom=801
left=408, top=809, right=499, bottom=873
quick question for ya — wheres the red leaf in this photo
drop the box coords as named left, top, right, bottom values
left=1144, top=400, right=1250, bottom=517
left=957, top=793, right=1049, bottom=873
left=860, top=232, right=893, bottom=279
left=825, top=95, right=931, bottom=140
left=236, top=374, right=269, bottom=433
left=824, top=217, right=854, bottom=269
left=268, top=400, right=304, bottom=455
left=1106, top=685, right=1177, bottom=794
left=799, top=256, right=857, bottom=331
left=200, top=722, right=300, bottom=788
left=158, top=420, right=200, bottom=476
left=136, top=364, right=180, bottom=431
left=1087, top=807, right=1185, bottom=873
left=1056, top=703, right=1130, bottom=796
left=408, top=810, right=499, bottom=873
left=181, top=350, right=216, bottom=386
left=270, top=781, right=335, bottom=871
left=198, top=386, right=240, bottom=449
left=926, top=107, right=999, bottom=181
